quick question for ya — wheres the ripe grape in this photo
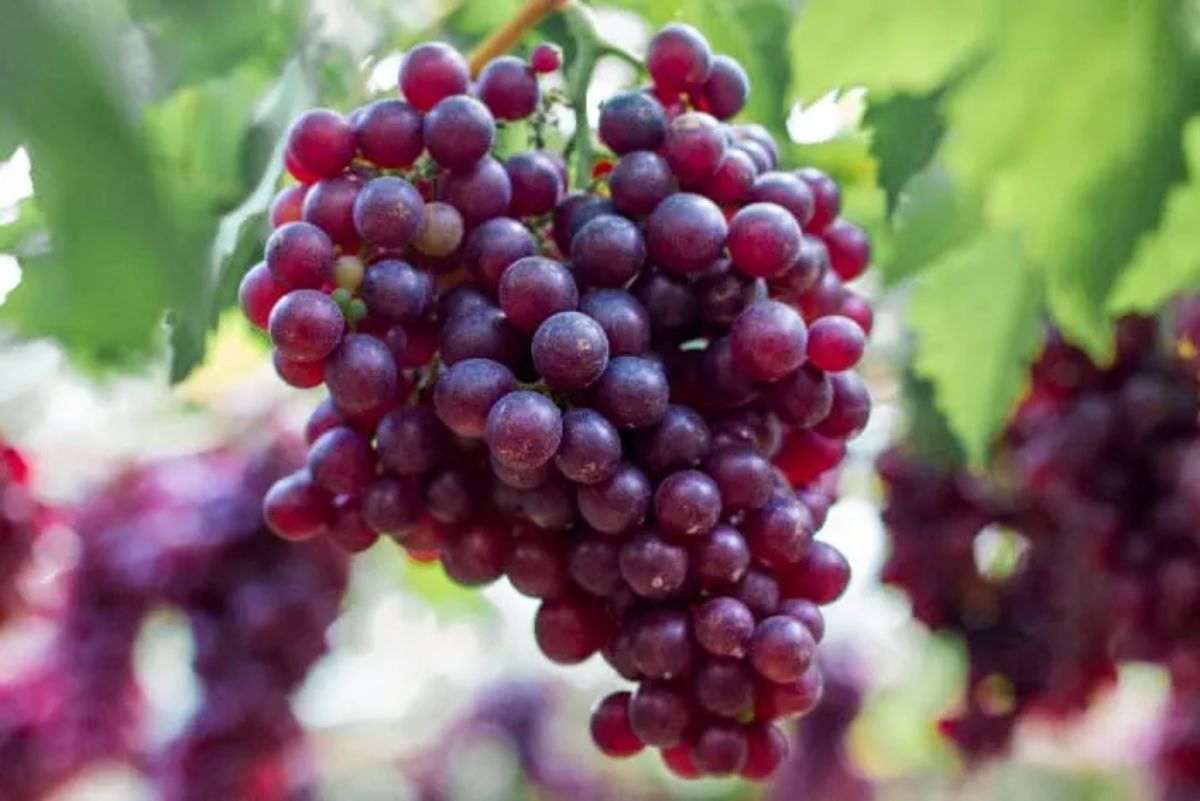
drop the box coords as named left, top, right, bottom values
left=699, top=55, right=749, bottom=120
left=592, top=356, right=670, bottom=429
left=361, top=475, right=418, bottom=536
left=352, top=177, right=425, bottom=248
left=691, top=721, right=749, bottom=775
left=532, top=311, right=610, bottom=390
left=631, top=609, right=696, bottom=677
left=768, top=364, right=833, bottom=426
left=813, top=372, right=871, bottom=440
left=823, top=219, right=871, bottom=280
left=694, top=596, right=755, bottom=657
left=796, top=167, right=841, bottom=232
left=590, top=692, right=644, bottom=757
left=728, top=202, right=803, bottom=278
left=412, top=201, right=465, bottom=257
left=534, top=596, right=610, bottom=664
left=239, top=262, right=287, bottom=330
left=266, top=221, right=334, bottom=289
left=555, top=408, right=622, bottom=485
left=664, top=112, right=726, bottom=184
left=264, top=470, right=330, bottom=541
left=441, top=157, right=514, bottom=229
left=477, top=55, right=539, bottom=120
left=360, top=259, right=436, bottom=324
left=694, top=657, right=756, bottom=718
left=654, top=469, right=722, bottom=538
left=441, top=524, right=508, bottom=586
left=285, top=109, right=356, bottom=179
left=570, top=214, right=647, bottom=288
left=608, top=151, right=673, bottom=217
left=577, top=461, right=652, bottom=534
left=744, top=498, right=813, bottom=568
left=692, top=525, right=752, bottom=589
left=486, top=391, right=564, bottom=471
left=599, top=91, right=667, bottom=155
left=463, top=216, right=536, bottom=287
left=647, top=23, right=713, bottom=93
left=619, top=531, right=689, bottom=599
left=706, top=445, right=773, bottom=514
left=399, top=42, right=470, bottom=111
left=807, top=315, right=867, bottom=371
left=646, top=193, right=728, bottom=275
left=438, top=305, right=526, bottom=367
left=375, top=405, right=446, bottom=475
left=750, top=172, right=814, bottom=228
left=629, top=681, right=692, bottom=747
left=354, top=98, right=423, bottom=168
left=268, top=289, right=344, bottom=362
left=433, top=358, right=517, bottom=437
left=308, top=426, right=375, bottom=495
left=578, top=288, right=651, bottom=356
left=701, top=148, right=758, bottom=206
left=424, top=95, right=496, bottom=171
left=636, top=405, right=712, bottom=475
left=751, top=615, right=816, bottom=684
left=730, top=300, right=808, bottom=382
left=530, top=43, right=563, bottom=74
left=504, top=152, right=563, bottom=217
left=568, top=535, right=622, bottom=596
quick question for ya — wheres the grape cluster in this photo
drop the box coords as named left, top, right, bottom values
left=0, top=440, right=348, bottom=801
left=879, top=314, right=1200, bottom=793
left=0, top=440, right=42, bottom=625
left=247, top=21, right=874, bottom=779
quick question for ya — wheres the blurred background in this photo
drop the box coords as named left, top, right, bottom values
left=2, top=0, right=1198, bottom=799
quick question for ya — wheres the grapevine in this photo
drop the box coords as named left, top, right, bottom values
left=879, top=311, right=1200, bottom=797
left=243, top=3, right=874, bottom=780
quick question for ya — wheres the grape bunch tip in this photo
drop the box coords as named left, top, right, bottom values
left=242, top=18, right=874, bottom=781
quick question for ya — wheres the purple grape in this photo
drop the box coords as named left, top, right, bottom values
left=727, top=202, right=802, bottom=278
left=733, top=565, right=781, bottom=617
left=570, top=214, right=647, bottom=288
left=632, top=609, right=696, bottom=678
left=352, top=177, right=425, bottom=248
left=577, top=461, right=652, bottom=534
left=323, top=334, right=398, bottom=414
left=768, top=364, right=833, bottom=426
left=796, top=167, right=841, bottom=232
left=462, top=216, right=536, bottom=287
left=375, top=405, right=446, bottom=475
left=361, top=475, right=418, bottom=536
left=633, top=271, right=701, bottom=335
left=477, top=55, right=539, bottom=120
left=813, top=371, right=871, bottom=440
left=286, top=108, right=356, bottom=178
left=694, top=258, right=757, bottom=328
left=636, top=405, right=712, bottom=475
left=691, top=721, right=748, bottom=776
left=555, top=408, right=622, bottom=485
left=399, top=42, right=469, bottom=111
left=486, top=391, right=564, bottom=471
left=433, top=358, right=517, bottom=437
left=268, top=289, right=344, bottom=362
left=354, top=98, right=424, bottom=168
left=532, top=311, right=611, bottom=390
left=579, top=289, right=652, bottom=356
left=592, top=356, right=670, bottom=429
left=630, top=681, right=692, bottom=748
left=693, top=657, right=755, bottom=718
left=691, top=524, right=751, bottom=589
left=744, top=497, right=813, bottom=568
left=750, top=615, right=816, bottom=684
left=775, top=598, right=826, bottom=642
left=608, top=151, right=673, bottom=217
left=619, top=531, right=689, bottom=600
left=302, top=176, right=361, bottom=250
left=654, top=469, right=723, bottom=538
left=646, top=193, right=728, bottom=275
left=699, top=55, right=749, bottom=120
left=440, top=156, right=513, bottom=228
left=438, top=305, right=526, bottom=367
left=360, top=260, right=435, bottom=324
left=706, top=445, right=774, bottom=514
left=442, top=523, right=509, bottom=586
left=750, top=172, right=815, bottom=228
left=599, top=91, right=667, bottom=155
left=308, top=426, right=375, bottom=495
left=647, top=23, right=713, bottom=93
left=730, top=300, right=808, bottom=382
left=505, top=528, right=570, bottom=599
left=266, top=221, right=334, bottom=289
left=424, top=95, right=496, bottom=171
left=505, top=152, right=563, bottom=217
left=701, top=148, right=758, bottom=206
left=569, top=536, right=623, bottom=597
left=498, top=256, right=579, bottom=333
left=424, top=465, right=480, bottom=524
left=693, top=596, right=755, bottom=657
left=664, top=112, right=726, bottom=184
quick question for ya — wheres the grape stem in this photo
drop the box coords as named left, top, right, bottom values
left=467, top=0, right=570, bottom=76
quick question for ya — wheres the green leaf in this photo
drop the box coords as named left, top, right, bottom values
left=865, top=89, right=946, bottom=218
left=884, top=165, right=981, bottom=285
left=0, top=115, right=21, bottom=162
left=942, top=0, right=1196, bottom=359
left=0, top=199, right=46, bottom=256
left=0, top=0, right=198, bottom=362
left=908, top=231, right=1042, bottom=468
left=1108, top=116, right=1200, bottom=314
left=169, top=62, right=312, bottom=382
left=788, top=0, right=993, bottom=99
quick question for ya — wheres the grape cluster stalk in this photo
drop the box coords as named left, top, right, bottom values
left=879, top=312, right=1200, bottom=797
left=246, top=19, right=875, bottom=779
left=0, top=439, right=349, bottom=801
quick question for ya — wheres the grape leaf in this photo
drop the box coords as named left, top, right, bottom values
left=865, top=89, right=946, bottom=218
left=883, top=166, right=981, bottom=286
left=787, top=0, right=992, bottom=100
left=941, top=0, right=1195, bottom=359
left=0, top=0, right=198, bottom=362
left=1107, top=117, right=1200, bottom=314
left=908, top=231, right=1042, bottom=468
